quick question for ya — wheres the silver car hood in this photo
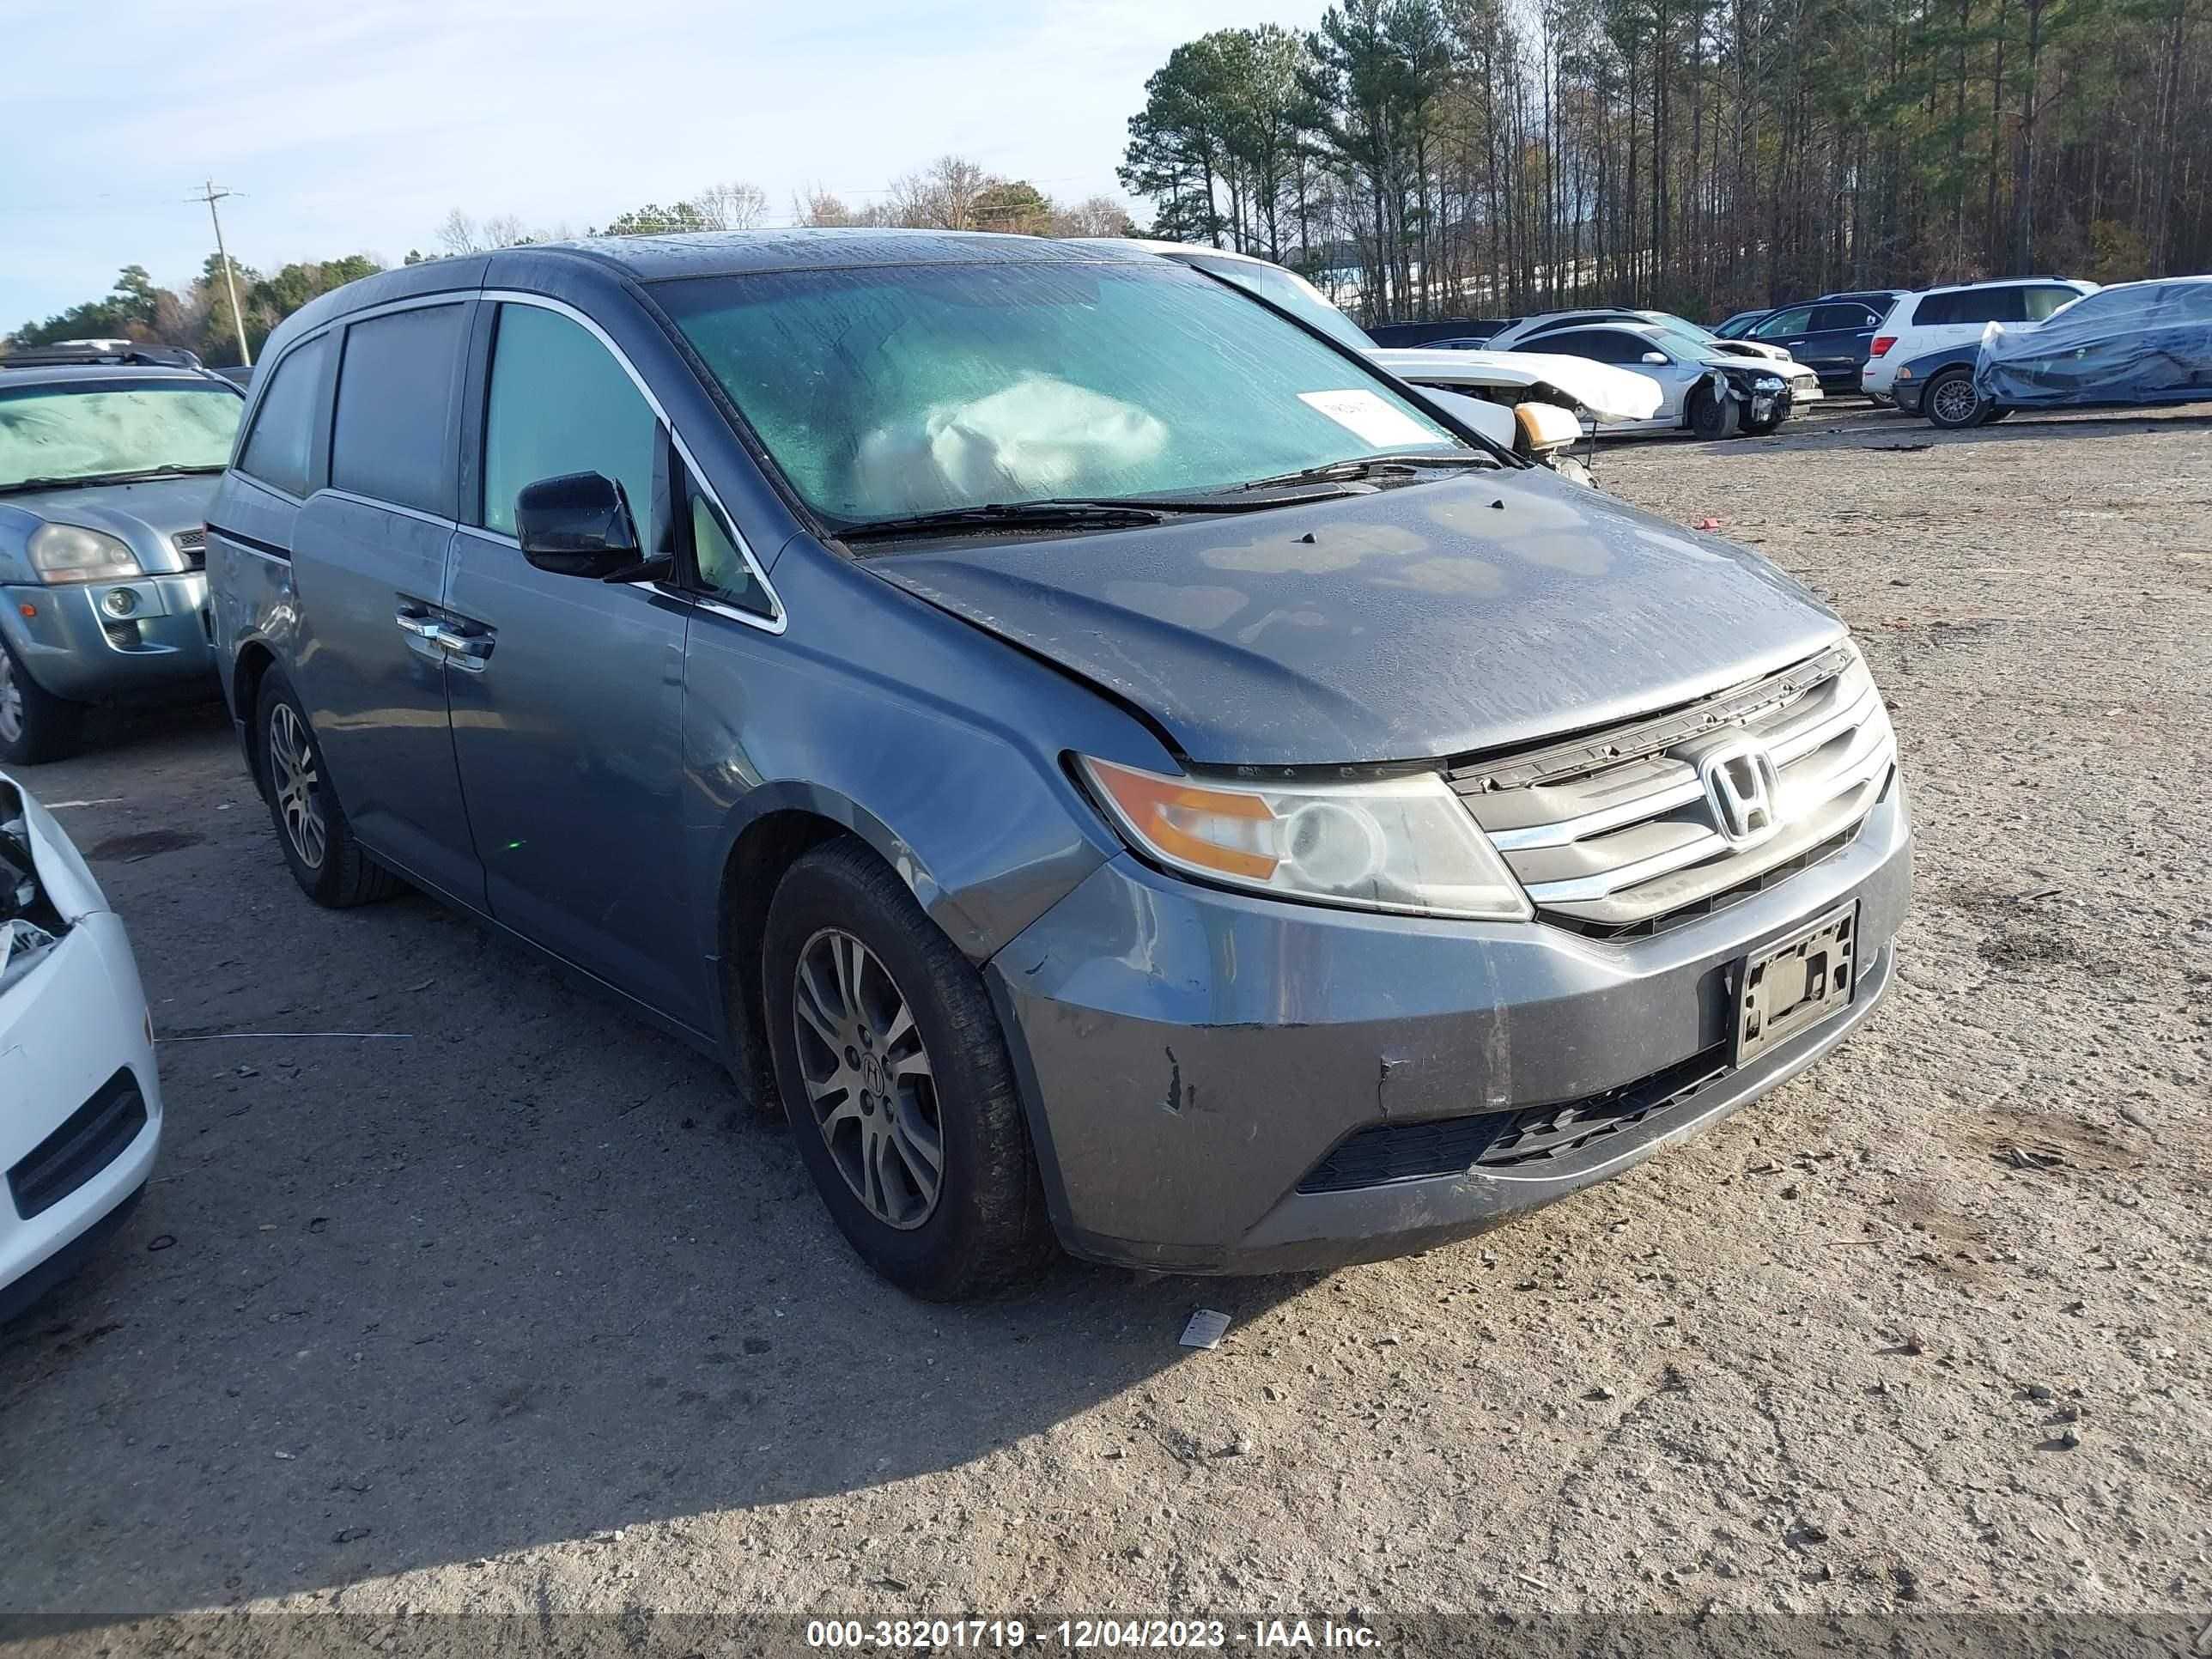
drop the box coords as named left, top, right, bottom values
left=0, top=474, right=219, bottom=572
left=872, top=470, right=1845, bottom=767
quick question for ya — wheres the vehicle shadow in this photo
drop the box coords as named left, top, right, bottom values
left=0, top=775, right=1316, bottom=1618
left=1733, top=407, right=2212, bottom=456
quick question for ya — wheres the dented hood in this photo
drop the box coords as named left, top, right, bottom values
left=872, top=471, right=1844, bottom=766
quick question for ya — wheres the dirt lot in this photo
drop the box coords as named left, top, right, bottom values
left=3, top=406, right=2208, bottom=1649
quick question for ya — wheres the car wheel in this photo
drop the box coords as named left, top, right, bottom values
left=1924, top=369, right=1991, bottom=429
left=763, top=839, right=1054, bottom=1300
left=0, top=637, right=87, bottom=767
left=253, top=672, right=402, bottom=908
left=1689, top=388, right=1742, bottom=441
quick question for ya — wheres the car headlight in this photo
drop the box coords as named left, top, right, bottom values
left=1079, top=757, right=1531, bottom=921
left=27, top=523, right=143, bottom=584
left=1754, top=374, right=1785, bottom=392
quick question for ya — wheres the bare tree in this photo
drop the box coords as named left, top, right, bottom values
left=886, top=155, right=996, bottom=229
left=694, top=181, right=769, bottom=230
left=436, top=209, right=483, bottom=256
left=1051, top=195, right=1137, bottom=237
left=793, top=185, right=858, bottom=226
left=479, top=214, right=533, bottom=248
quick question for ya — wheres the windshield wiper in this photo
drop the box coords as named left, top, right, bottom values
left=837, top=501, right=1168, bottom=543
left=0, top=464, right=223, bottom=495
left=1241, top=453, right=1501, bottom=490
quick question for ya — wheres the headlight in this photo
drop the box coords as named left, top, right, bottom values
left=27, top=523, right=143, bottom=584
left=1754, top=375, right=1785, bottom=392
left=1079, top=757, right=1531, bottom=921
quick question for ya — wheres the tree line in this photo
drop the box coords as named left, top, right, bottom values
left=1119, top=0, right=2208, bottom=325
left=7, top=161, right=1132, bottom=361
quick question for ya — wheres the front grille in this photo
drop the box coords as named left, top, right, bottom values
left=1450, top=644, right=1896, bottom=933
left=172, top=527, right=206, bottom=568
left=1296, top=1045, right=1731, bottom=1195
left=8, top=1067, right=148, bottom=1219
left=101, top=620, right=141, bottom=649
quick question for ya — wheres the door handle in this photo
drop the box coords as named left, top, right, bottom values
left=434, top=623, right=495, bottom=666
left=395, top=606, right=441, bottom=641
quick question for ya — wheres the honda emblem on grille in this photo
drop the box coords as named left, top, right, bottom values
left=1698, top=738, right=1783, bottom=848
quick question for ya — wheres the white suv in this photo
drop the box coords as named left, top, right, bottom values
left=1862, top=278, right=2094, bottom=398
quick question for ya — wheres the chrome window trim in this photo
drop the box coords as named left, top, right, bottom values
left=319, top=486, right=455, bottom=532
left=479, top=289, right=787, bottom=637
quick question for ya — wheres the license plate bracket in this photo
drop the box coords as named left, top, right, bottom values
left=1734, top=902, right=1857, bottom=1066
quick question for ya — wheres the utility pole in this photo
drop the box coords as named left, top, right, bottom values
left=192, top=180, right=252, bottom=368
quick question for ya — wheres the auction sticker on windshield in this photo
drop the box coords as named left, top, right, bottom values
left=1297, top=389, right=1441, bottom=448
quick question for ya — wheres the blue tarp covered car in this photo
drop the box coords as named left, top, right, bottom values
left=1905, top=276, right=2212, bottom=428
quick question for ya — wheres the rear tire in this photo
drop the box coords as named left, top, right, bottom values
left=763, top=839, right=1055, bottom=1300
left=1924, top=368, right=1993, bottom=429
left=1690, top=387, right=1742, bottom=441
left=253, top=671, right=402, bottom=908
left=0, top=637, right=87, bottom=767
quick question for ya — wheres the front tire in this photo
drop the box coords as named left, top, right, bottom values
left=1924, top=368, right=1993, bottom=429
left=763, top=839, right=1054, bottom=1300
left=253, top=672, right=401, bottom=908
left=0, top=637, right=87, bottom=766
left=1690, top=387, right=1742, bottom=441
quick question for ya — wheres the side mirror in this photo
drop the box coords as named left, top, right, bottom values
left=514, top=472, right=639, bottom=579
left=1641, top=350, right=1669, bottom=366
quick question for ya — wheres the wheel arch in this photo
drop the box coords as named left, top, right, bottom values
left=710, top=784, right=990, bottom=1108
left=231, top=636, right=282, bottom=788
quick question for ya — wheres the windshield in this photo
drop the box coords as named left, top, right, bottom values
left=1636, top=327, right=1718, bottom=362
left=659, top=260, right=1470, bottom=529
left=1649, top=313, right=1720, bottom=342
left=0, top=380, right=242, bottom=491
left=1170, top=254, right=1377, bottom=355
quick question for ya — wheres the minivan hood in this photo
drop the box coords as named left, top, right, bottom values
left=871, top=471, right=1844, bottom=766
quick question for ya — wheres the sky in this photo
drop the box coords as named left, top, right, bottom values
left=3, top=0, right=1321, bottom=329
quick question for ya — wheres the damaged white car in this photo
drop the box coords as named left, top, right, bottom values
left=0, top=772, right=162, bottom=1321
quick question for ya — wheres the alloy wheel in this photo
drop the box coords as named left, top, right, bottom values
left=1930, top=377, right=1979, bottom=425
left=268, top=702, right=327, bottom=870
left=0, top=651, right=21, bottom=747
left=791, top=927, right=943, bottom=1230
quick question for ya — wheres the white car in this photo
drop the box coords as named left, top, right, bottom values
left=1488, top=308, right=1811, bottom=379
left=1488, top=321, right=1810, bottom=437
left=1860, top=277, right=2096, bottom=399
left=1, top=772, right=162, bottom=1321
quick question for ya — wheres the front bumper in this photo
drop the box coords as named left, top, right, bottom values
left=1, top=913, right=164, bottom=1317
left=1, top=574, right=216, bottom=703
left=988, top=787, right=1911, bottom=1274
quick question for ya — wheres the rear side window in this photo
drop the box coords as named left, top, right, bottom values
left=330, top=304, right=465, bottom=517
left=1543, top=329, right=1650, bottom=366
left=235, top=334, right=330, bottom=498
left=1811, top=304, right=1876, bottom=331
left=2025, top=286, right=2081, bottom=321
left=480, top=303, right=659, bottom=542
left=1752, top=307, right=1814, bottom=339
left=1919, top=288, right=2027, bottom=327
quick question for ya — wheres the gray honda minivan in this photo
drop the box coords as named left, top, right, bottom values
left=206, top=231, right=1911, bottom=1299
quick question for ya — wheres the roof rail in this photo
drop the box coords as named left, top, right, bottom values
left=0, top=342, right=206, bottom=371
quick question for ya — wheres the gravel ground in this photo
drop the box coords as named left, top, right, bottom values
left=2, top=405, right=2207, bottom=1651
